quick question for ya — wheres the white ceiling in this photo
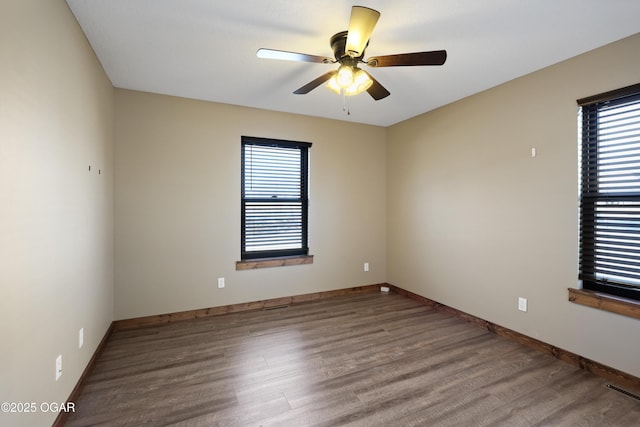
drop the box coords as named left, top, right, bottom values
left=65, top=0, right=640, bottom=127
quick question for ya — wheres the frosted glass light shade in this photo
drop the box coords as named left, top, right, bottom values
left=344, top=69, right=373, bottom=96
left=325, top=67, right=373, bottom=96
left=336, top=64, right=354, bottom=88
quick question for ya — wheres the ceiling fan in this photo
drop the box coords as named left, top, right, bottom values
left=257, top=5, right=447, bottom=100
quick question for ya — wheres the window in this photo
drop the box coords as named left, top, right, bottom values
left=241, top=136, right=311, bottom=260
left=578, top=83, right=640, bottom=301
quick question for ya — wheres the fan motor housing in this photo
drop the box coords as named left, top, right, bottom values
left=330, top=31, right=366, bottom=62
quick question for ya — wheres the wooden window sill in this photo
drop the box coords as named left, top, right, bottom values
left=568, top=288, right=640, bottom=320
left=236, top=255, right=313, bottom=270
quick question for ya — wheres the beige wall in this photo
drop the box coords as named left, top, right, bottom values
left=387, top=33, right=640, bottom=378
left=114, top=90, right=387, bottom=320
left=0, top=0, right=114, bottom=425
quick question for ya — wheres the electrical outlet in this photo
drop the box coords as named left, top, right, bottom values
left=518, top=297, right=528, bottom=312
left=79, top=328, right=84, bottom=349
left=364, top=262, right=369, bottom=272
left=217, top=277, right=225, bottom=288
left=55, top=355, right=62, bottom=381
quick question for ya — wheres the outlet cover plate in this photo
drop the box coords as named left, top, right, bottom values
left=55, top=355, right=62, bottom=381
left=518, top=297, right=528, bottom=312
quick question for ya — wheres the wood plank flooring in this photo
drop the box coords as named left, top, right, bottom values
left=65, top=292, right=640, bottom=426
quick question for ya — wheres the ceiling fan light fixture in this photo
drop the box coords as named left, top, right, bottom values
left=346, top=68, right=373, bottom=95
left=336, top=64, right=355, bottom=88
left=326, top=67, right=372, bottom=96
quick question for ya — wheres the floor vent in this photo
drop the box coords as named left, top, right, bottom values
left=264, top=304, right=290, bottom=311
left=606, top=384, right=640, bottom=401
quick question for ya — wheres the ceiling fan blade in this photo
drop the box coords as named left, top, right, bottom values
left=257, top=48, right=333, bottom=64
left=363, top=71, right=390, bottom=100
left=345, top=6, right=380, bottom=58
left=293, top=71, right=337, bottom=94
left=368, top=50, right=447, bottom=67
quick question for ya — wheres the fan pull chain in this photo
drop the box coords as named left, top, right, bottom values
left=342, top=91, right=351, bottom=116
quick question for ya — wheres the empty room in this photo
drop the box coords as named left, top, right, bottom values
left=3, top=1, right=640, bottom=426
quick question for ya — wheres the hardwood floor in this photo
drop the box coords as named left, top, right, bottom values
left=65, top=292, right=640, bottom=426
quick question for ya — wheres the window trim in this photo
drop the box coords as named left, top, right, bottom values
left=236, top=254, right=314, bottom=271
left=578, top=82, right=640, bottom=303
left=568, top=288, right=640, bottom=320
left=240, top=136, right=311, bottom=261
